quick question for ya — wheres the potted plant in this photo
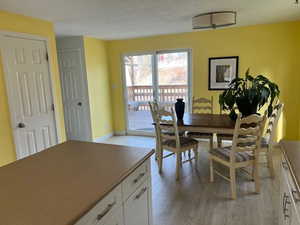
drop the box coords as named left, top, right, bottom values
left=219, top=69, right=280, bottom=120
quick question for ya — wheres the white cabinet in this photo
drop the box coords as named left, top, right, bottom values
left=279, top=153, right=300, bottom=225
left=124, top=180, right=152, bottom=225
left=74, top=159, right=152, bottom=225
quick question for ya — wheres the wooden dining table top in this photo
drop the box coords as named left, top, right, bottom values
left=155, top=113, right=236, bottom=134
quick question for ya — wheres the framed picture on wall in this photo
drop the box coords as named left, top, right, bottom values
left=208, top=56, right=239, bottom=90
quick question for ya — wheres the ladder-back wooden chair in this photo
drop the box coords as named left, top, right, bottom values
left=156, top=107, right=199, bottom=180
left=149, top=101, right=186, bottom=160
left=260, top=103, right=284, bottom=178
left=186, top=96, right=214, bottom=150
left=209, top=113, right=267, bottom=199
left=217, top=102, right=283, bottom=178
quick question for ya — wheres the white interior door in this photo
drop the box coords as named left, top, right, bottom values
left=57, top=49, right=91, bottom=141
left=0, top=36, right=57, bottom=159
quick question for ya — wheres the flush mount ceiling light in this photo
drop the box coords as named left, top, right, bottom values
left=192, top=11, right=237, bottom=30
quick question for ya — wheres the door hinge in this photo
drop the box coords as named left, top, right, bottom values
left=46, top=52, right=49, bottom=62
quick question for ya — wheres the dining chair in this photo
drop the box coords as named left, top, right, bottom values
left=149, top=101, right=186, bottom=161
left=209, top=113, right=267, bottom=199
left=260, top=103, right=284, bottom=178
left=217, top=102, right=283, bottom=178
left=186, top=96, right=214, bottom=150
left=156, top=107, right=199, bottom=180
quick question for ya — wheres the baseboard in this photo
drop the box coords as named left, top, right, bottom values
left=94, top=133, right=114, bottom=142
left=114, top=131, right=126, bottom=136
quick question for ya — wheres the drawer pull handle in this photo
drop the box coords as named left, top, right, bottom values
left=96, top=201, right=116, bottom=221
left=135, top=187, right=147, bottom=200
left=292, top=190, right=300, bottom=202
left=133, top=172, right=145, bottom=184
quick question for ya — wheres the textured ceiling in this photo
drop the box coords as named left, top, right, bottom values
left=1, top=0, right=299, bottom=40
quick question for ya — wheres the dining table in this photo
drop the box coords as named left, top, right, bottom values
left=159, top=113, right=236, bottom=134
left=153, top=113, right=236, bottom=159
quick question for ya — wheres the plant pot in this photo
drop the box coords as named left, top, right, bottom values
left=175, top=99, right=185, bottom=120
left=236, top=97, right=259, bottom=117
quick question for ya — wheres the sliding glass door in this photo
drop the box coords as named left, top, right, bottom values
left=123, top=49, right=191, bottom=135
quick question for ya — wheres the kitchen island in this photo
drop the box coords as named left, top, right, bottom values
left=0, top=141, right=154, bottom=225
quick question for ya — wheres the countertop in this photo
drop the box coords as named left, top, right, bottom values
left=281, top=141, right=300, bottom=192
left=0, top=141, right=154, bottom=225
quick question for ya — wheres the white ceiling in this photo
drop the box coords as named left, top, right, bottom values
left=1, top=0, right=299, bottom=40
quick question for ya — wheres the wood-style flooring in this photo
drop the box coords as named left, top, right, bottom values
left=100, top=136, right=280, bottom=225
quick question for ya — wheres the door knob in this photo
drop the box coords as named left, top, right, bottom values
left=77, top=102, right=82, bottom=106
left=17, top=122, right=26, bottom=128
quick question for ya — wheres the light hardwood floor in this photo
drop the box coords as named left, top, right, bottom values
left=100, top=136, right=280, bottom=225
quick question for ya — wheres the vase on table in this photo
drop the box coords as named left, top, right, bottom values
left=175, top=98, right=185, bottom=120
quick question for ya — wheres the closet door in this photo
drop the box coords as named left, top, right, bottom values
left=58, top=49, right=91, bottom=141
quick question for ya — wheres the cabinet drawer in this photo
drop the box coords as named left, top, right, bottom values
left=122, top=159, right=150, bottom=201
left=98, top=207, right=124, bottom=225
left=124, top=180, right=151, bottom=225
left=75, top=185, right=122, bottom=225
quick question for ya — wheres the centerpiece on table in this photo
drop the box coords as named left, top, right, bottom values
left=219, top=69, right=280, bottom=120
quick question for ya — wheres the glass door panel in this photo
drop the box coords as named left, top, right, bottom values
left=157, top=51, right=189, bottom=111
left=124, top=54, right=154, bottom=133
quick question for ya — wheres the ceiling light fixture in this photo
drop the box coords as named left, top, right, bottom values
left=192, top=11, right=237, bottom=30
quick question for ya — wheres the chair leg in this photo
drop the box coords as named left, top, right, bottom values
left=155, top=140, right=159, bottom=161
left=230, top=167, right=237, bottom=199
left=217, top=136, right=222, bottom=147
left=253, top=161, right=261, bottom=194
left=209, top=158, right=214, bottom=182
left=176, top=152, right=181, bottom=180
left=209, top=137, right=213, bottom=150
left=267, top=150, right=275, bottom=178
left=158, top=148, right=163, bottom=174
left=193, top=145, right=198, bottom=165
left=188, top=150, right=191, bottom=159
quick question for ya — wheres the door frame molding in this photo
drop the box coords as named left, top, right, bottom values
left=121, top=48, right=193, bottom=135
left=0, top=30, right=62, bottom=155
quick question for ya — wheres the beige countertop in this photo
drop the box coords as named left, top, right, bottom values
left=0, top=141, right=154, bottom=225
left=281, top=141, right=300, bottom=192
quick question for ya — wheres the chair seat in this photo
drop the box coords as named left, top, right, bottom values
left=163, top=137, right=198, bottom=148
left=209, top=147, right=254, bottom=162
left=186, top=131, right=213, bottom=138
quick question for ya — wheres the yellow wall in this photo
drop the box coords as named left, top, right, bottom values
left=83, top=37, right=113, bottom=139
left=107, top=21, right=300, bottom=141
left=0, top=11, right=66, bottom=166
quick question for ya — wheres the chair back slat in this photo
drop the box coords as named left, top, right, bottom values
left=231, top=113, right=267, bottom=161
left=236, top=135, right=258, bottom=143
left=265, top=103, right=284, bottom=139
left=155, top=107, right=181, bottom=148
left=238, top=127, right=260, bottom=135
left=192, top=96, right=213, bottom=114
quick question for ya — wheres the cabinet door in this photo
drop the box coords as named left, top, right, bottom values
left=124, top=180, right=151, bottom=225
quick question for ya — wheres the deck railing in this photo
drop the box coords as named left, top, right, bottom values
left=127, top=85, right=188, bottom=111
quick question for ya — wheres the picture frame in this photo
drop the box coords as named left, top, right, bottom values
left=208, top=56, right=239, bottom=90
